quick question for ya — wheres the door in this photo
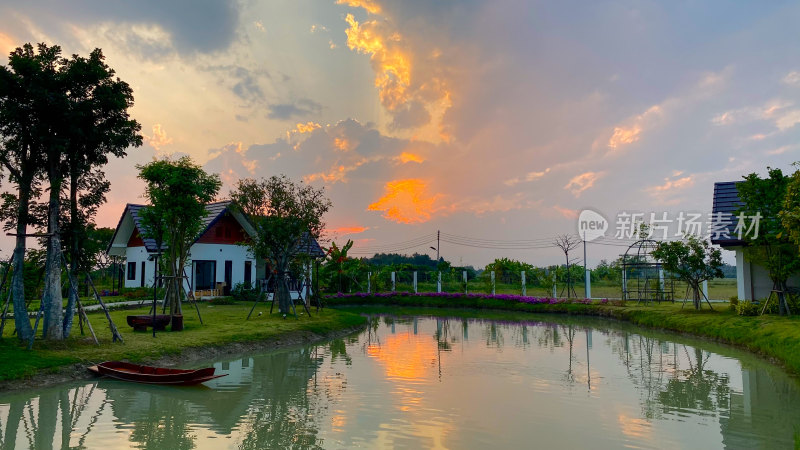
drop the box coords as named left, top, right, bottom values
left=224, top=260, right=233, bottom=295
left=244, top=261, right=252, bottom=288
left=140, top=261, right=145, bottom=287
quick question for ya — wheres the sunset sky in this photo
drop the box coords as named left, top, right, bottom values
left=1, top=0, right=799, bottom=267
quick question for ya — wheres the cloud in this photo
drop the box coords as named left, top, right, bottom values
left=341, top=11, right=451, bottom=138
left=368, top=179, right=441, bottom=224
left=644, top=173, right=694, bottom=205
left=328, top=225, right=370, bottom=235
left=564, top=171, right=602, bottom=197
left=552, top=205, right=578, bottom=219
left=267, top=98, right=323, bottom=120
left=295, top=122, right=322, bottom=133
left=144, top=124, right=173, bottom=150
left=336, top=0, right=382, bottom=15
left=783, top=71, right=800, bottom=86
left=395, top=152, right=425, bottom=164
left=505, top=168, right=551, bottom=186
left=606, top=106, right=662, bottom=151
left=607, top=126, right=641, bottom=149
left=712, top=99, right=800, bottom=131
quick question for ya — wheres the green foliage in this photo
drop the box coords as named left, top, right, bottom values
left=137, top=156, right=221, bottom=317
left=231, top=282, right=261, bottom=302
left=736, top=301, right=760, bottom=316
left=651, top=235, right=724, bottom=309
left=483, top=258, right=535, bottom=284
left=321, top=240, right=365, bottom=293
left=230, top=175, right=331, bottom=314
left=738, top=168, right=800, bottom=315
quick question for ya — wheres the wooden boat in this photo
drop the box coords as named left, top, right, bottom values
left=87, top=361, right=227, bottom=386
left=127, top=314, right=170, bottom=331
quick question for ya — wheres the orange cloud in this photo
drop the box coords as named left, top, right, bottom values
left=552, top=205, right=578, bottom=219
left=607, top=125, right=641, bottom=148
left=564, top=171, right=603, bottom=197
left=333, top=137, right=352, bottom=151
left=329, top=226, right=370, bottom=235
left=296, top=122, right=321, bottom=133
left=345, top=14, right=411, bottom=112
left=145, top=123, right=173, bottom=150
left=304, top=156, right=382, bottom=184
left=368, top=179, right=440, bottom=224
left=395, top=152, right=425, bottom=164
left=336, top=0, right=381, bottom=14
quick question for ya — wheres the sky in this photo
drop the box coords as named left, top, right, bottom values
left=1, top=0, right=800, bottom=268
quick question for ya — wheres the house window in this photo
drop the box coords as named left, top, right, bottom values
left=194, top=260, right=216, bottom=290
left=127, top=262, right=136, bottom=280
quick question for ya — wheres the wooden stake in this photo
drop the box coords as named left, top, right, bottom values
left=85, top=274, right=124, bottom=343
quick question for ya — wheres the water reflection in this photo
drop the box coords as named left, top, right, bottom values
left=0, top=314, right=799, bottom=449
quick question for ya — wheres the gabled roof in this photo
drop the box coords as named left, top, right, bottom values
left=107, top=201, right=326, bottom=258
left=107, top=201, right=236, bottom=254
left=711, top=181, right=745, bottom=247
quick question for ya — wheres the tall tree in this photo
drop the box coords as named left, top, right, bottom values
left=138, top=157, right=221, bottom=323
left=59, top=50, right=141, bottom=336
left=651, top=235, right=724, bottom=309
left=0, top=44, right=58, bottom=340
left=230, top=176, right=331, bottom=316
left=738, top=168, right=799, bottom=315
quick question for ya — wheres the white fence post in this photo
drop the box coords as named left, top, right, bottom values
left=463, top=270, right=468, bottom=294
left=367, top=272, right=371, bottom=294
left=391, top=272, right=396, bottom=291
left=521, top=271, right=526, bottom=296
left=491, top=271, right=495, bottom=295
left=437, top=272, right=442, bottom=293
left=552, top=272, right=557, bottom=298
left=702, top=279, right=709, bottom=300
left=413, top=271, right=418, bottom=293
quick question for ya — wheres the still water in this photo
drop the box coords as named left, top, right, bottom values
left=1, top=313, right=799, bottom=449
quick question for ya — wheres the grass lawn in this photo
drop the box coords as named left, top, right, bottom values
left=0, top=302, right=365, bottom=382
left=326, top=293, right=800, bottom=375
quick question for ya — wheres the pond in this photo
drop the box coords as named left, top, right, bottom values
left=1, top=312, right=799, bottom=449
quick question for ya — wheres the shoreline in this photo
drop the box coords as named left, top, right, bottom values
left=0, top=324, right=365, bottom=391
left=325, top=294, right=800, bottom=376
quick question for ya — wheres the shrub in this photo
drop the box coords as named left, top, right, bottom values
left=122, top=287, right=151, bottom=299
left=736, top=301, right=760, bottom=316
left=729, top=296, right=739, bottom=311
left=231, top=282, right=261, bottom=302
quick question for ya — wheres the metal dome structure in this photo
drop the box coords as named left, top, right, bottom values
left=621, top=239, right=674, bottom=304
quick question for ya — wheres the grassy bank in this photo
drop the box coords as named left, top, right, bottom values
left=325, top=294, right=800, bottom=375
left=0, top=302, right=366, bottom=382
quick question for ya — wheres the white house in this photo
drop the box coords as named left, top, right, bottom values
left=106, top=201, right=324, bottom=297
left=711, top=182, right=800, bottom=301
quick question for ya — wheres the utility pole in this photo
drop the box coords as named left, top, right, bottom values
left=583, top=231, right=588, bottom=299
left=437, top=230, right=440, bottom=261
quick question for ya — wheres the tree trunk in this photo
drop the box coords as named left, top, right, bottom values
left=778, top=281, right=790, bottom=315
left=42, top=176, right=64, bottom=340
left=692, top=283, right=701, bottom=310
left=276, top=256, right=291, bottom=315
left=11, top=185, right=33, bottom=341
left=169, top=263, right=181, bottom=318
left=63, top=169, right=79, bottom=337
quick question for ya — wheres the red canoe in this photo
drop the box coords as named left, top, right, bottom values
left=87, top=361, right=227, bottom=386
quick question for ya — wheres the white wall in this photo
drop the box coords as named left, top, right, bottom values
left=124, top=243, right=257, bottom=293
left=186, top=243, right=256, bottom=292
left=734, top=246, right=800, bottom=301
left=124, top=246, right=152, bottom=288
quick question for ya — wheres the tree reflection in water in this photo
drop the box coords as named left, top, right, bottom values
left=1, top=315, right=799, bottom=448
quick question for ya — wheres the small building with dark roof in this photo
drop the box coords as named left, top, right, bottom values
left=106, top=201, right=324, bottom=296
left=712, top=181, right=800, bottom=301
